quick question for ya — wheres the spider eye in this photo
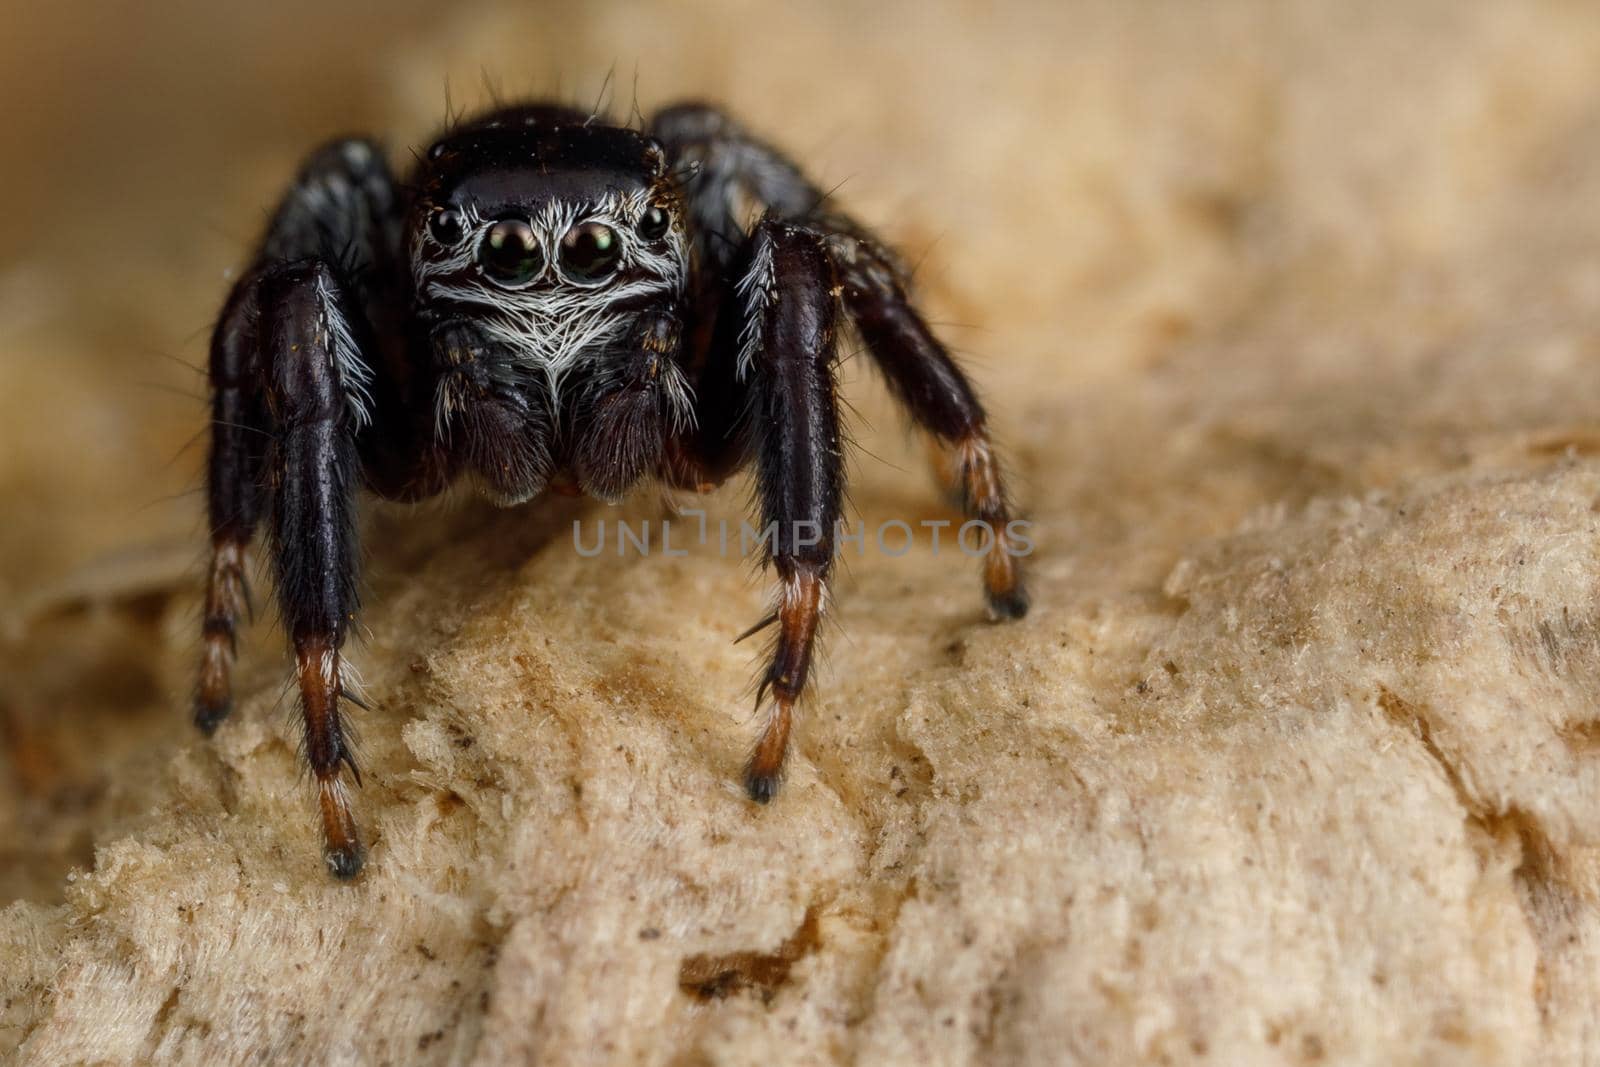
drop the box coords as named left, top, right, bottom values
left=429, top=208, right=465, bottom=246
left=636, top=204, right=671, bottom=241
left=558, top=221, right=623, bottom=282
left=478, top=219, right=545, bottom=285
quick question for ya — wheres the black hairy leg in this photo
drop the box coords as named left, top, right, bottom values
left=658, top=216, right=843, bottom=801
left=259, top=261, right=369, bottom=878
left=197, top=137, right=396, bottom=731
left=197, top=278, right=264, bottom=733
left=197, top=138, right=396, bottom=878
left=655, top=105, right=1028, bottom=798
left=738, top=219, right=844, bottom=801
left=824, top=224, right=1029, bottom=619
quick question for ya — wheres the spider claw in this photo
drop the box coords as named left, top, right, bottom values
left=339, top=749, right=363, bottom=788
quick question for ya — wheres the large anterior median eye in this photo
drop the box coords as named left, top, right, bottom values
left=558, top=221, right=622, bottom=282
left=479, top=219, right=545, bottom=285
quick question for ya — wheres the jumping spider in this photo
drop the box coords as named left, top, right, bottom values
left=196, top=101, right=1029, bottom=878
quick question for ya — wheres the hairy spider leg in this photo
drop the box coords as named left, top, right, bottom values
left=258, top=262, right=369, bottom=878
left=823, top=224, right=1029, bottom=619
left=198, top=139, right=398, bottom=878
left=197, top=279, right=265, bottom=733
left=738, top=220, right=845, bottom=801
left=653, top=105, right=1028, bottom=612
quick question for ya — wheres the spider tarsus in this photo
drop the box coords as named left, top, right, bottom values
left=744, top=697, right=792, bottom=804
left=194, top=632, right=235, bottom=734
left=318, top=777, right=365, bottom=880
left=192, top=696, right=231, bottom=736
left=295, top=638, right=366, bottom=877
left=986, top=584, right=1031, bottom=621
left=193, top=633, right=236, bottom=734
left=744, top=766, right=783, bottom=805
left=980, top=517, right=1029, bottom=622
left=322, top=838, right=366, bottom=880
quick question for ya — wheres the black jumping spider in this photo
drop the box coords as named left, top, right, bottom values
left=196, top=101, right=1029, bottom=878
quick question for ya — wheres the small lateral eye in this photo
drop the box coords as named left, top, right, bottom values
left=559, top=221, right=623, bottom=281
left=429, top=208, right=465, bottom=246
left=479, top=219, right=545, bottom=285
left=636, top=203, right=671, bottom=241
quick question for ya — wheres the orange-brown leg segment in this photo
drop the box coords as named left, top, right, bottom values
left=746, top=568, right=825, bottom=800
left=951, top=434, right=1029, bottom=619
left=297, top=636, right=363, bottom=875
left=196, top=539, right=252, bottom=733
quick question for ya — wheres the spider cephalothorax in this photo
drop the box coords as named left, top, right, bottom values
left=408, top=117, right=697, bottom=504
left=196, top=101, right=1029, bottom=878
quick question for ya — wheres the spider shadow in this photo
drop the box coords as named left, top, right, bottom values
left=362, top=489, right=592, bottom=595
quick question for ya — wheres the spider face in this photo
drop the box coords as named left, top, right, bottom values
left=410, top=120, right=687, bottom=306
left=403, top=116, right=693, bottom=503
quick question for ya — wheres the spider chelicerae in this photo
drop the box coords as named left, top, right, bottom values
left=196, top=100, right=1030, bottom=878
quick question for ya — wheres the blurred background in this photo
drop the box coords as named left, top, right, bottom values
left=6, top=0, right=1600, bottom=934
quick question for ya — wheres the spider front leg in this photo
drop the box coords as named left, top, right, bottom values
left=196, top=137, right=396, bottom=878
left=254, top=265, right=369, bottom=876
left=196, top=136, right=396, bottom=732
left=735, top=220, right=845, bottom=801
left=258, top=262, right=370, bottom=878
left=202, top=260, right=372, bottom=877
